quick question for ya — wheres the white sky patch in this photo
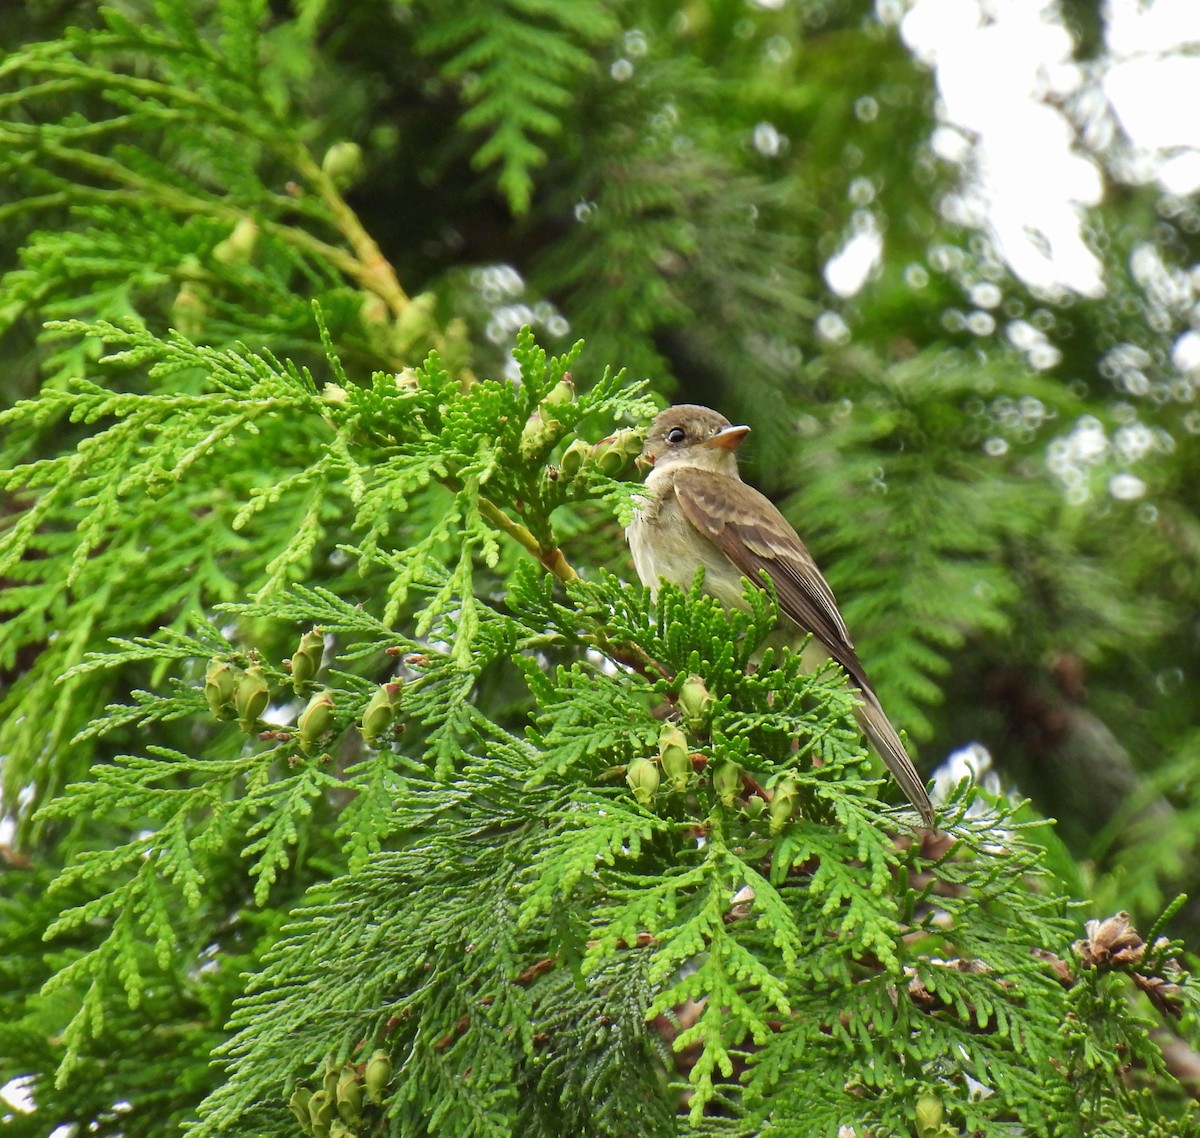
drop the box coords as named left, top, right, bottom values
left=931, top=741, right=1003, bottom=810
left=1, top=1077, right=34, bottom=1113
left=1104, top=0, right=1200, bottom=193
left=1105, top=57, right=1200, bottom=154
left=824, top=214, right=883, bottom=297
left=1156, top=152, right=1200, bottom=198
left=887, top=0, right=1200, bottom=297
left=1172, top=330, right=1200, bottom=374
left=900, top=0, right=1105, bottom=297
left=1108, top=472, right=1147, bottom=500
left=753, top=121, right=786, bottom=156
left=1105, top=0, right=1200, bottom=57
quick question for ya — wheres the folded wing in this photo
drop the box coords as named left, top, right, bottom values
left=672, top=466, right=935, bottom=826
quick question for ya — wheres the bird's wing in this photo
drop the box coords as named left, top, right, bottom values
left=672, top=466, right=869, bottom=691
left=674, top=466, right=935, bottom=826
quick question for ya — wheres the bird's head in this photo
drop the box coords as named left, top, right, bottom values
left=638, top=405, right=750, bottom=475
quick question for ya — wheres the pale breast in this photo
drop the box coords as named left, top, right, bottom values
left=627, top=472, right=750, bottom=610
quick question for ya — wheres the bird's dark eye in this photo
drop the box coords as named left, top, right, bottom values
left=665, top=427, right=687, bottom=444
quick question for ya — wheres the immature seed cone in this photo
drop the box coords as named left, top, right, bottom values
left=361, top=681, right=404, bottom=746
left=364, top=1049, right=393, bottom=1105
left=334, top=1065, right=363, bottom=1125
left=235, top=665, right=270, bottom=731
left=290, top=630, right=325, bottom=690
left=308, top=1089, right=335, bottom=1131
left=678, top=674, right=714, bottom=725
left=557, top=437, right=592, bottom=478
left=204, top=659, right=240, bottom=719
left=322, top=141, right=364, bottom=188
left=626, top=756, right=660, bottom=807
left=519, top=409, right=563, bottom=461
left=542, top=377, right=575, bottom=406
left=171, top=280, right=209, bottom=337
left=390, top=292, right=436, bottom=354
left=713, top=760, right=742, bottom=807
left=287, top=1088, right=313, bottom=1133
left=915, top=1095, right=945, bottom=1136
left=212, top=217, right=259, bottom=266
left=297, top=691, right=335, bottom=753
left=769, top=778, right=799, bottom=835
left=591, top=429, right=642, bottom=476
left=321, top=1057, right=339, bottom=1099
left=658, top=724, right=692, bottom=793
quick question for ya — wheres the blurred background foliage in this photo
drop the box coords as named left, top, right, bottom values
left=2, top=0, right=1200, bottom=1130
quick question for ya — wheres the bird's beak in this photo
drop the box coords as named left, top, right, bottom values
left=635, top=450, right=655, bottom=472
left=704, top=424, right=750, bottom=451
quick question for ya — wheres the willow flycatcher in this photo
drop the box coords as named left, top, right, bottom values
left=627, top=404, right=935, bottom=826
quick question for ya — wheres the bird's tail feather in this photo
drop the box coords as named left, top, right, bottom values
left=854, top=690, right=935, bottom=827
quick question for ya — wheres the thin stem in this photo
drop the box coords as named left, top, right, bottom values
left=477, top=496, right=579, bottom=585
left=22, top=139, right=382, bottom=294
left=6, top=49, right=421, bottom=336
left=288, top=147, right=416, bottom=324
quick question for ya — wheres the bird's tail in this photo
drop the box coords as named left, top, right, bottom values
left=853, top=689, right=936, bottom=827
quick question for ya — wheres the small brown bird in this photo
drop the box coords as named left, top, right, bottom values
left=627, top=404, right=935, bottom=826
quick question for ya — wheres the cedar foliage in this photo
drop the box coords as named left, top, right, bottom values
left=2, top=2, right=1200, bottom=1136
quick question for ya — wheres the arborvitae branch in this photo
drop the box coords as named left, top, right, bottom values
left=3, top=6, right=1198, bottom=1136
